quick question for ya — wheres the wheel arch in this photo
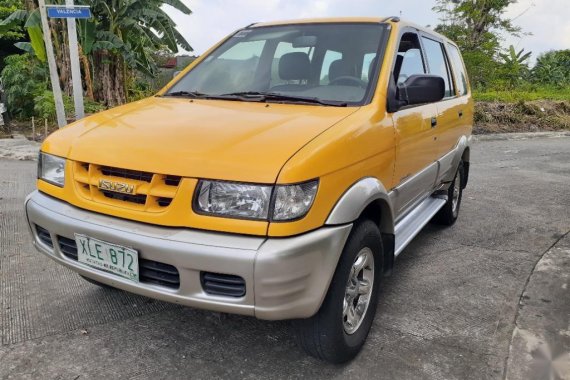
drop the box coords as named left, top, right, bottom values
left=326, top=177, right=396, bottom=274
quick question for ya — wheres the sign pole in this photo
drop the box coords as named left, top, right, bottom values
left=65, top=0, right=84, bottom=120
left=38, top=0, right=67, bottom=128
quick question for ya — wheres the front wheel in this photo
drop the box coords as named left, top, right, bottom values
left=293, top=220, right=383, bottom=363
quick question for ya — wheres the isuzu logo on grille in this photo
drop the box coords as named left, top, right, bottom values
left=98, top=179, right=136, bottom=195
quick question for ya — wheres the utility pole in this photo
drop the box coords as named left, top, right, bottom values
left=66, top=0, right=84, bottom=120
left=38, top=0, right=67, bottom=128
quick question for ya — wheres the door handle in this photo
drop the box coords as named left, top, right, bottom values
left=431, top=117, right=437, bottom=128
left=458, top=110, right=463, bottom=118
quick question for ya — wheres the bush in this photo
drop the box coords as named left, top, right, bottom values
left=34, top=90, right=105, bottom=121
left=1, top=54, right=47, bottom=118
left=532, top=50, right=570, bottom=87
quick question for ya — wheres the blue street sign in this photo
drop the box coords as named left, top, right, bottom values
left=46, top=6, right=91, bottom=19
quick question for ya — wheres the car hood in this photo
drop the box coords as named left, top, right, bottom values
left=43, top=97, right=358, bottom=183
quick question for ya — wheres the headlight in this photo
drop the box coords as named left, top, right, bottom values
left=273, top=181, right=318, bottom=221
left=194, top=179, right=318, bottom=221
left=38, top=152, right=66, bottom=187
left=196, top=180, right=272, bottom=220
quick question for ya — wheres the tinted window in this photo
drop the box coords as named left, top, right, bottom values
left=270, top=42, right=313, bottom=87
left=397, top=49, right=425, bottom=84
left=168, top=23, right=389, bottom=105
left=421, top=37, right=454, bottom=98
left=320, top=50, right=343, bottom=84
left=447, top=44, right=469, bottom=96
left=362, top=53, right=377, bottom=81
left=187, top=40, right=265, bottom=94
left=393, top=32, right=426, bottom=85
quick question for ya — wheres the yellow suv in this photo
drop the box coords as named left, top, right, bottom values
left=26, top=17, right=473, bottom=363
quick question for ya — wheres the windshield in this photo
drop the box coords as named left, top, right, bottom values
left=166, top=23, right=389, bottom=106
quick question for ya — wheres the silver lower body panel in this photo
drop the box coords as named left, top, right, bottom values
left=25, top=191, right=352, bottom=320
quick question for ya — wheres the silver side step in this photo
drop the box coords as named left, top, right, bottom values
left=394, top=196, right=447, bottom=257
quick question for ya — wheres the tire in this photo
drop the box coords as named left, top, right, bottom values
left=432, top=161, right=464, bottom=226
left=80, top=275, right=116, bottom=290
left=293, top=220, right=383, bottom=363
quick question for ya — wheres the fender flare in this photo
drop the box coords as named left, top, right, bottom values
left=325, top=177, right=395, bottom=234
left=440, top=135, right=471, bottom=184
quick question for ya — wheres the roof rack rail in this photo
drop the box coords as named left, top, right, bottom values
left=381, top=16, right=400, bottom=23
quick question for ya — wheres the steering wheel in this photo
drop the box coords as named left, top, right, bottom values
left=329, top=76, right=367, bottom=88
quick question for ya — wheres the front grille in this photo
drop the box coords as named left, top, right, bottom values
left=73, top=162, right=182, bottom=212
left=101, top=190, right=147, bottom=205
left=36, top=225, right=53, bottom=248
left=201, top=272, right=246, bottom=297
left=164, top=175, right=182, bottom=186
left=139, top=260, right=180, bottom=288
left=56, top=236, right=180, bottom=289
left=100, top=166, right=153, bottom=183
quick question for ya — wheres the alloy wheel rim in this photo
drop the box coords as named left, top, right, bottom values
left=343, top=247, right=374, bottom=335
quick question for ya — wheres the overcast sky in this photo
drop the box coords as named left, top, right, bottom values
left=166, top=0, right=569, bottom=63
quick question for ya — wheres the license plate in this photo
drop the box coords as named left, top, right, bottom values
left=75, top=234, right=139, bottom=282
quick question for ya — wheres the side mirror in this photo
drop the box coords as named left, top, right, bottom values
left=397, top=74, right=445, bottom=107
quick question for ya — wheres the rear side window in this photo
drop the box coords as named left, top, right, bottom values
left=447, top=44, right=469, bottom=96
left=421, top=37, right=454, bottom=98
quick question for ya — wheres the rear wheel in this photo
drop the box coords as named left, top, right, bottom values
left=293, top=220, right=383, bottom=363
left=433, top=161, right=464, bottom=226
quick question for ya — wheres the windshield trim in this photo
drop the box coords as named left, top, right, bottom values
left=164, top=22, right=391, bottom=107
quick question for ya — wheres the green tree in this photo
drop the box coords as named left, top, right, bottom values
left=433, top=0, right=523, bottom=89
left=1, top=53, right=47, bottom=118
left=532, top=50, right=570, bottom=87
left=0, top=0, right=26, bottom=69
left=2, top=0, right=193, bottom=107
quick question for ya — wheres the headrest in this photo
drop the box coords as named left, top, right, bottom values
left=279, top=52, right=311, bottom=80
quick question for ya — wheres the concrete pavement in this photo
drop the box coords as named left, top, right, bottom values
left=0, top=137, right=569, bottom=379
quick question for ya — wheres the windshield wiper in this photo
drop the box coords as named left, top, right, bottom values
left=220, top=91, right=348, bottom=107
left=164, top=90, right=211, bottom=98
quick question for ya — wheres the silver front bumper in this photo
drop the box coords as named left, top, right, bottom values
left=25, top=191, right=352, bottom=320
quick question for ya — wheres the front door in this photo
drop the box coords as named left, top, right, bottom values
left=390, top=31, right=439, bottom=218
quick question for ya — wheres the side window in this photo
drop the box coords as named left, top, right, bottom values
left=421, top=36, right=454, bottom=98
left=447, top=44, right=469, bottom=96
left=320, top=50, right=343, bottom=84
left=270, top=42, right=312, bottom=87
left=394, top=33, right=426, bottom=85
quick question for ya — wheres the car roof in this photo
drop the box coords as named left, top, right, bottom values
left=251, top=17, right=456, bottom=46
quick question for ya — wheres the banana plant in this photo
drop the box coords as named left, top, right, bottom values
left=499, top=45, right=532, bottom=87
left=500, top=45, right=532, bottom=66
left=1, top=8, right=46, bottom=62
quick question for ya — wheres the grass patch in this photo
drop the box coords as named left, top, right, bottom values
left=473, top=87, right=570, bottom=102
